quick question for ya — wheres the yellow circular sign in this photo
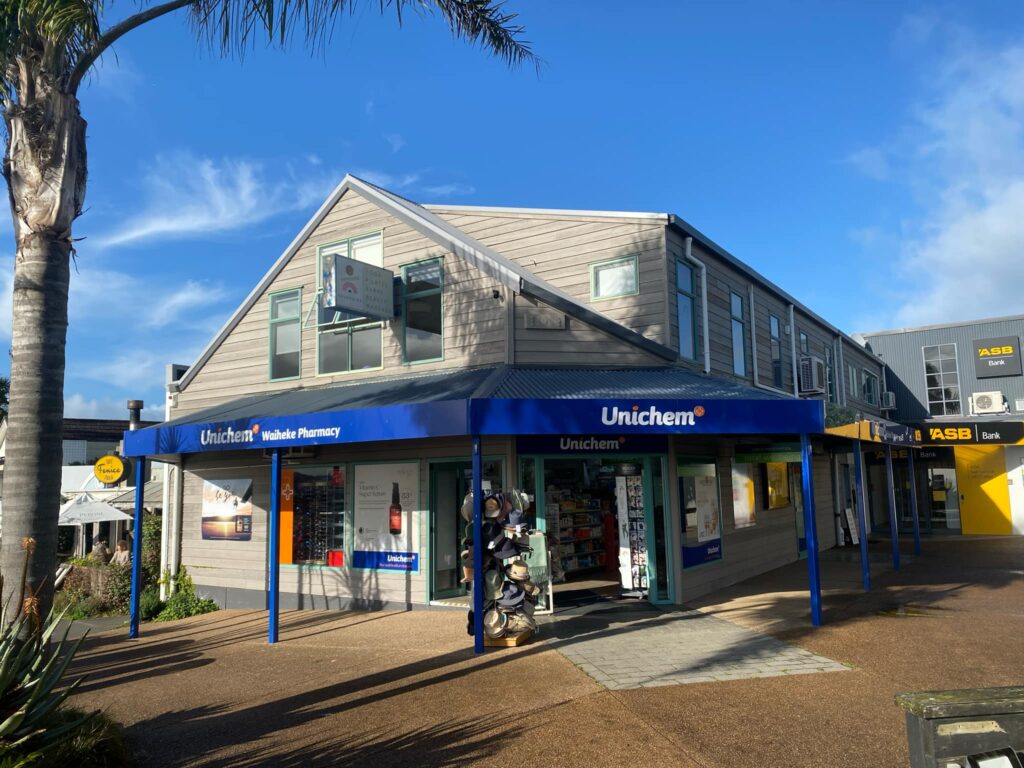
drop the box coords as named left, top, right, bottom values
left=94, top=455, right=128, bottom=485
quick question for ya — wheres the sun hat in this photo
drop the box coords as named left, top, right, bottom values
left=505, top=560, right=530, bottom=582
left=491, top=537, right=521, bottom=561
left=497, top=581, right=526, bottom=608
left=520, top=599, right=536, bottom=618
left=483, top=608, right=507, bottom=639
left=521, top=580, right=542, bottom=598
left=483, top=568, right=505, bottom=599
left=483, top=493, right=505, bottom=519
left=460, top=491, right=474, bottom=523
left=505, top=612, right=536, bottom=635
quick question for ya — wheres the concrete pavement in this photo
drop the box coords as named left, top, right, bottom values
left=64, top=536, right=1023, bottom=767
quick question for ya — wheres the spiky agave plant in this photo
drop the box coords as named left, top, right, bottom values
left=0, top=538, right=93, bottom=761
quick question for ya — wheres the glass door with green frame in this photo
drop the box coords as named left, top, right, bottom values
left=428, top=460, right=503, bottom=601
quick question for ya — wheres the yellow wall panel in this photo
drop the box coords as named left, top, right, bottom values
left=954, top=446, right=1011, bottom=535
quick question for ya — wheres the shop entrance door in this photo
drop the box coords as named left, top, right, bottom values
left=428, top=460, right=503, bottom=602
left=926, top=466, right=961, bottom=533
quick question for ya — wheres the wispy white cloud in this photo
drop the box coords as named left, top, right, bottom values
left=422, top=182, right=476, bottom=198
left=383, top=133, right=406, bottom=153
left=364, top=98, right=375, bottom=116
left=96, top=153, right=338, bottom=248
left=853, top=25, right=1024, bottom=328
left=81, top=50, right=143, bottom=101
left=146, top=280, right=229, bottom=329
left=846, top=147, right=890, bottom=181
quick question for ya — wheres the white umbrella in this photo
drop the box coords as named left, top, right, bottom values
left=58, top=493, right=133, bottom=525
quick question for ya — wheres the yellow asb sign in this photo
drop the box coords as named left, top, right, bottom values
left=93, top=455, right=129, bottom=484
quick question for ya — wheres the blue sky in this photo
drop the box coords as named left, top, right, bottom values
left=1, top=1, right=1022, bottom=419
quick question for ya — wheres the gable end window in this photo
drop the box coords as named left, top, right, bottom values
left=403, top=258, right=444, bottom=363
left=730, top=291, right=746, bottom=377
left=591, top=255, right=639, bottom=300
left=862, top=370, right=879, bottom=406
left=316, top=233, right=385, bottom=375
left=269, top=289, right=301, bottom=381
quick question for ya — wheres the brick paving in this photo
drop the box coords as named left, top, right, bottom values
left=541, top=605, right=848, bottom=689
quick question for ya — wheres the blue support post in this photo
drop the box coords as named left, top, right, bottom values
left=908, top=449, right=921, bottom=557
left=128, top=456, right=147, bottom=639
left=800, top=434, right=822, bottom=627
left=885, top=444, right=900, bottom=572
left=268, top=449, right=281, bottom=644
left=853, top=440, right=871, bottom=592
left=471, top=436, right=484, bottom=654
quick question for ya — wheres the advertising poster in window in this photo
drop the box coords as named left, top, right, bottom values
left=732, top=463, right=756, bottom=528
left=201, top=479, right=253, bottom=541
left=678, top=462, right=723, bottom=568
left=353, top=462, right=420, bottom=571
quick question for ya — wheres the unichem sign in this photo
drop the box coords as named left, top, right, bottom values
left=601, top=404, right=705, bottom=427
left=199, top=423, right=342, bottom=447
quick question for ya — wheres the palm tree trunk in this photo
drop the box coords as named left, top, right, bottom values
left=1, top=80, right=86, bottom=624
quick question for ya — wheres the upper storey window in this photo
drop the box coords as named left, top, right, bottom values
left=676, top=261, right=696, bottom=360
left=317, top=233, right=385, bottom=375
left=402, top=258, right=444, bottom=363
left=590, top=255, right=639, bottom=300
left=730, top=292, right=746, bottom=377
left=269, top=289, right=301, bottom=381
left=923, top=344, right=962, bottom=416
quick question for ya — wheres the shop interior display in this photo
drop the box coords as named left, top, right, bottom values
left=292, top=467, right=346, bottom=565
left=461, top=489, right=541, bottom=646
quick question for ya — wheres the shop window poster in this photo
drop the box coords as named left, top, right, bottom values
left=763, top=462, right=791, bottom=509
left=732, top=462, right=756, bottom=528
left=353, top=462, right=420, bottom=571
left=678, top=461, right=723, bottom=568
left=201, top=479, right=253, bottom=541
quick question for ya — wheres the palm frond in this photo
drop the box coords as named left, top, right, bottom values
left=187, top=0, right=536, bottom=69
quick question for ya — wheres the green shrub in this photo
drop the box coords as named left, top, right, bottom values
left=140, top=516, right=162, bottom=587
left=156, top=568, right=218, bottom=622
left=103, top=564, right=132, bottom=615
left=35, top=708, right=131, bottom=768
left=138, top=586, right=164, bottom=621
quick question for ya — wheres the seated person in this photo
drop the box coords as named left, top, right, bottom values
left=110, top=540, right=131, bottom=567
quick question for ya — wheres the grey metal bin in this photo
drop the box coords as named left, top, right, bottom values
left=896, top=687, right=1024, bottom=768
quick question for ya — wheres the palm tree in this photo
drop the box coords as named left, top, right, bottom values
left=0, top=0, right=533, bottom=626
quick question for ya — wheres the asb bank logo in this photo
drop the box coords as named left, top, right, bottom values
left=929, top=427, right=973, bottom=442
left=601, top=403, right=706, bottom=427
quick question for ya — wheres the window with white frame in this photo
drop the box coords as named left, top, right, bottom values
left=799, top=332, right=809, bottom=355
left=591, top=255, right=638, bottom=300
left=825, top=347, right=837, bottom=403
left=676, top=260, right=696, bottom=360
left=269, top=289, right=301, bottom=380
left=922, top=344, right=962, bottom=416
left=317, top=233, right=385, bottom=374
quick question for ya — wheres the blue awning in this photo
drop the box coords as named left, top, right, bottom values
left=123, top=366, right=826, bottom=457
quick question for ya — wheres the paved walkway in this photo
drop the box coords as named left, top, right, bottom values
left=542, top=603, right=847, bottom=689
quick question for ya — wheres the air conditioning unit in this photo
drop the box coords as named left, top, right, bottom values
left=880, top=391, right=897, bottom=410
left=798, top=355, right=826, bottom=394
left=262, top=446, right=317, bottom=460
left=970, top=391, right=1009, bottom=416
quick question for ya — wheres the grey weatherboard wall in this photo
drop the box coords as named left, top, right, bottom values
left=863, top=316, right=1024, bottom=422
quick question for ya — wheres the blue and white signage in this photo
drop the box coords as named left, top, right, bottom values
left=322, top=254, right=394, bottom=321
left=351, top=551, right=419, bottom=571
left=472, top=398, right=824, bottom=437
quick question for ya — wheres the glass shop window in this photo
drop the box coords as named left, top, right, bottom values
left=678, top=460, right=721, bottom=548
left=762, top=462, right=791, bottom=510
left=290, top=466, right=346, bottom=566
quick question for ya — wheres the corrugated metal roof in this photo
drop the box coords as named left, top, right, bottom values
left=487, top=367, right=794, bottom=401
left=108, top=480, right=163, bottom=507
left=162, top=367, right=497, bottom=427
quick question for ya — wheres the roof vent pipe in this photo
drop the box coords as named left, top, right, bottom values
left=683, top=237, right=711, bottom=374
left=127, top=400, right=144, bottom=431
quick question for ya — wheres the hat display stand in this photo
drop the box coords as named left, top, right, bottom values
left=463, top=489, right=540, bottom=648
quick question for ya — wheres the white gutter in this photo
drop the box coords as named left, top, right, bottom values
left=788, top=304, right=800, bottom=397
left=683, top=237, right=710, bottom=374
